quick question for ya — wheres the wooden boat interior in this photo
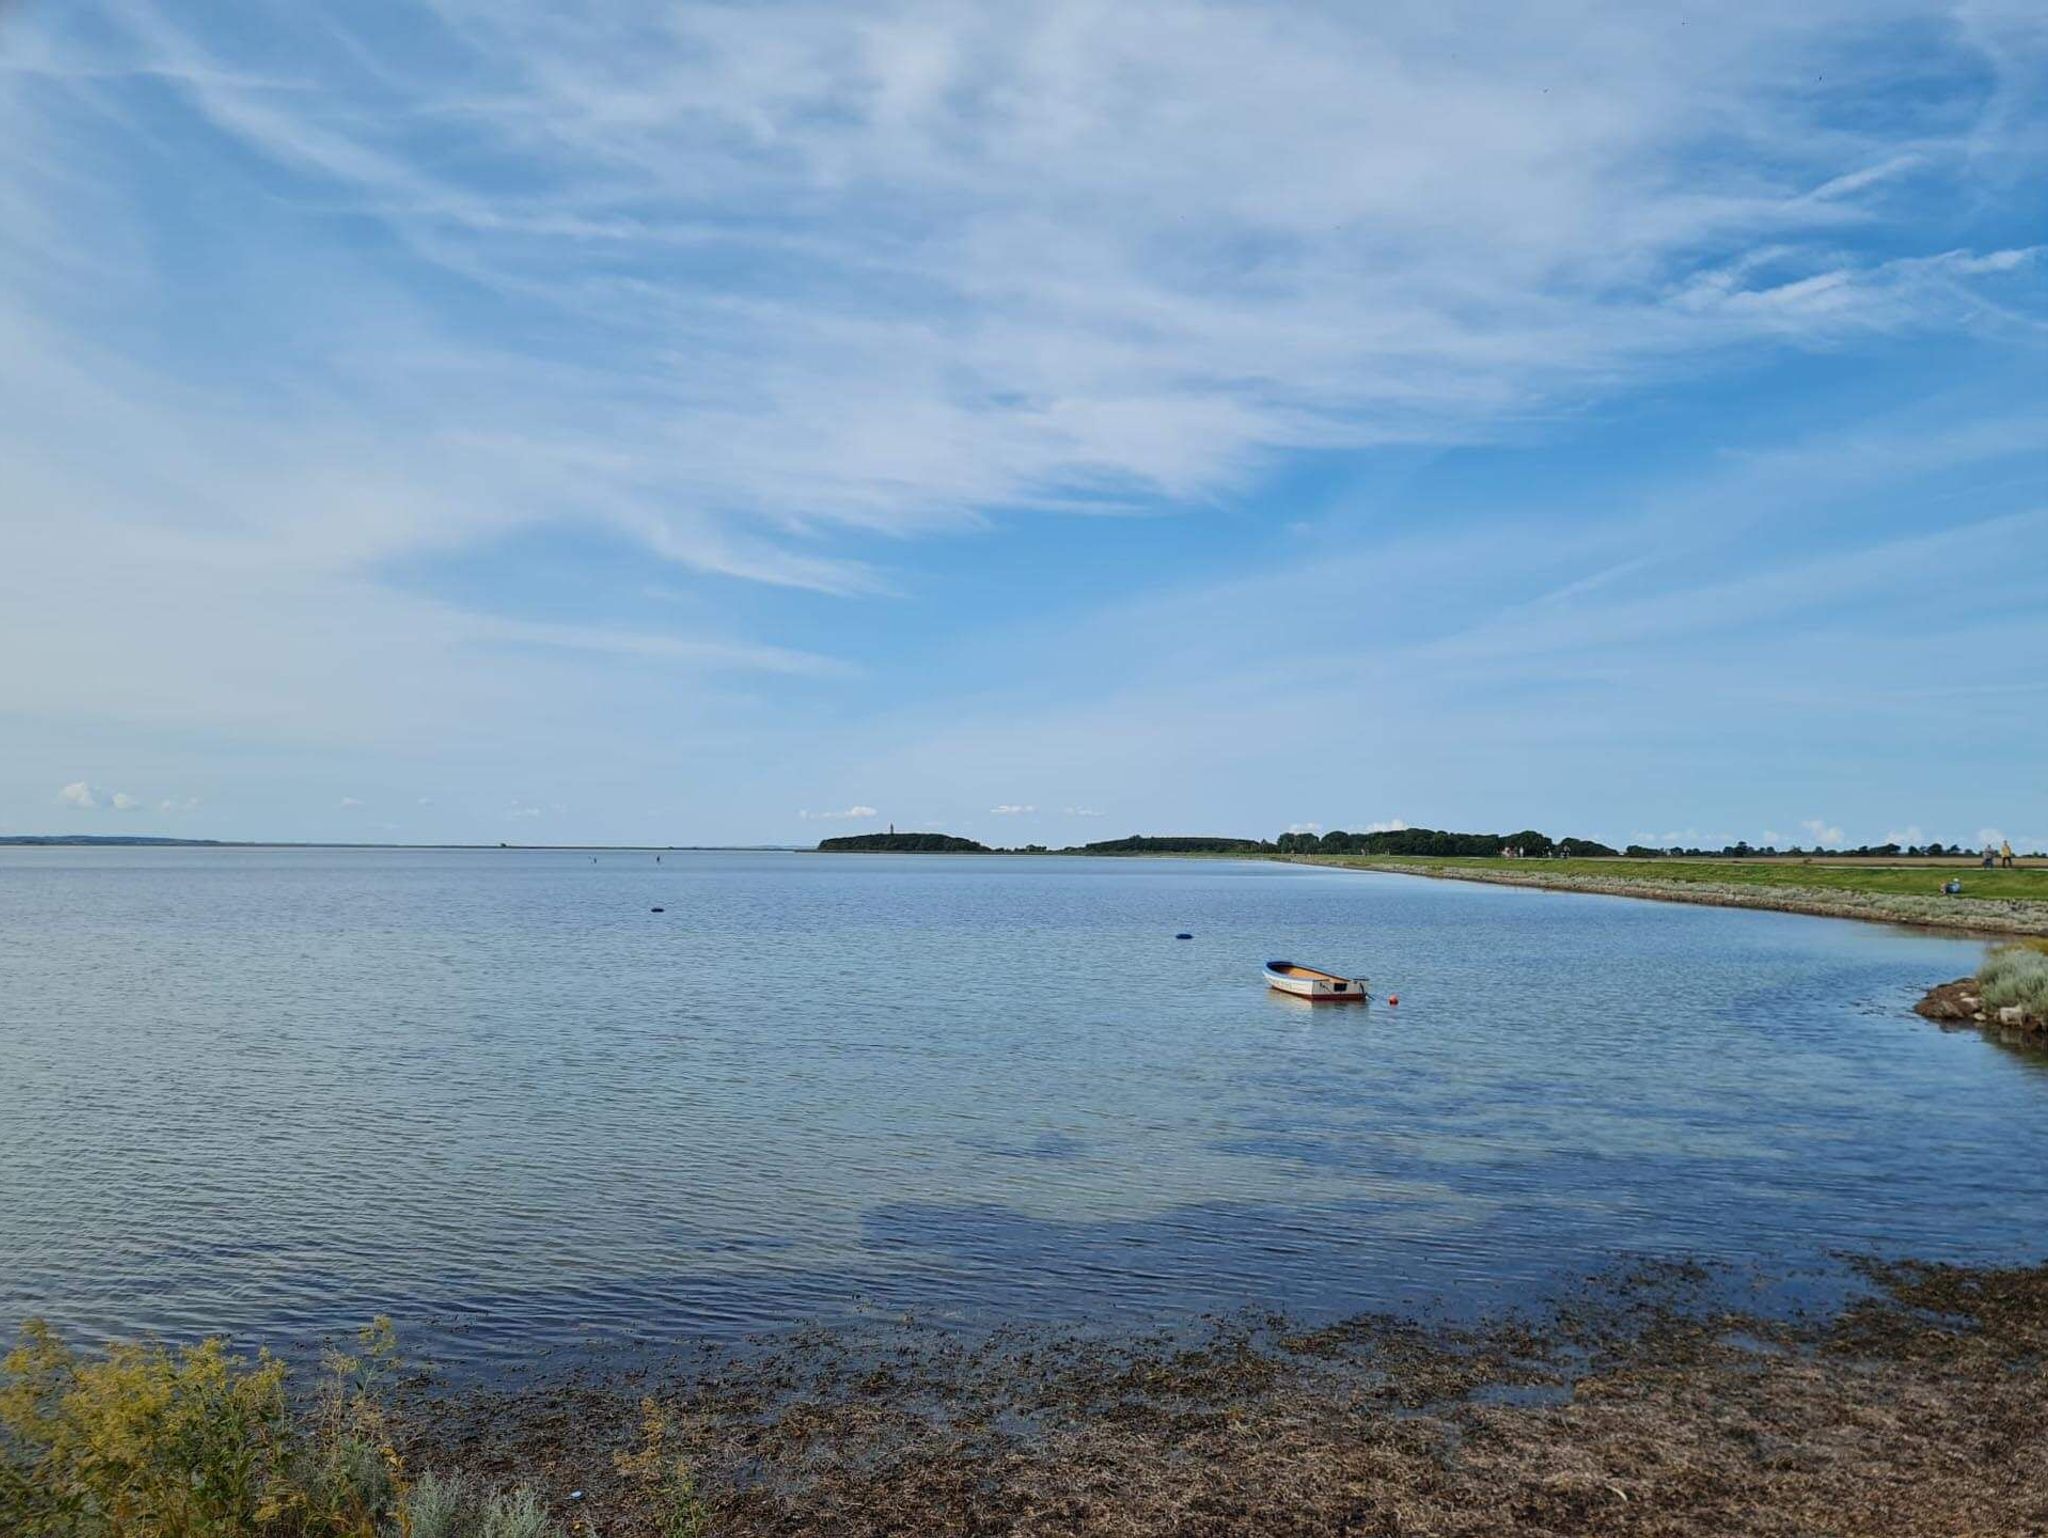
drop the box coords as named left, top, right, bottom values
left=1267, top=962, right=1349, bottom=982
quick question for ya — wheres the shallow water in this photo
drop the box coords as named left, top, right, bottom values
left=0, top=848, right=2034, bottom=1369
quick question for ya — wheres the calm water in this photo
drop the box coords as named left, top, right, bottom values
left=1, top=848, right=2039, bottom=1369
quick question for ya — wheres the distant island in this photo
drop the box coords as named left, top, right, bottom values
left=813, top=827, right=1602, bottom=857
left=1072, top=834, right=1267, bottom=853
left=817, top=831, right=991, bottom=852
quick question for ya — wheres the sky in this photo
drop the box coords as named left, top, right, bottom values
left=2, top=0, right=2045, bottom=851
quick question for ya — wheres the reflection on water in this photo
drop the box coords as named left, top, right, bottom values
left=0, top=848, right=2034, bottom=1369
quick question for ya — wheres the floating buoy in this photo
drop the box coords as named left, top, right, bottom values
left=1175, top=932, right=1193, bottom=940
left=651, top=907, right=665, bottom=913
left=1387, top=994, right=1399, bottom=1006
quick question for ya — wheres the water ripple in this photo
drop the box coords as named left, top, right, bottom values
left=0, top=847, right=2037, bottom=1374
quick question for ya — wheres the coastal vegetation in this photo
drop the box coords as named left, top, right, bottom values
left=0, top=1318, right=407, bottom=1537
left=1917, top=942, right=2048, bottom=1035
left=0, top=1322, right=699, bottom=1538
left=1979, top=942, right=2048, bottom=1021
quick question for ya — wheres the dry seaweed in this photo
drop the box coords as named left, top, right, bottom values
left=394, top=1258, right=2048, bottom=1536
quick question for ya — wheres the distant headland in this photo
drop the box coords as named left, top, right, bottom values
left=0, top=834, right=229, bottom=847
left=812, top=824, right=2048, bottom=937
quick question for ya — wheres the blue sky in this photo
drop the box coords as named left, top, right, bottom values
left=2, top=0, right=2044, bottom=849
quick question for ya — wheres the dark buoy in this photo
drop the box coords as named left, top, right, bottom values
left=1175, top=932, right=1193, bottom=939
left=651, top=906, right=665, bottom=913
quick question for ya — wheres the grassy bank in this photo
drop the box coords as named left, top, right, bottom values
left=1276, top=853, right=2048, bottom=936
left=15, top=1260, right=2048, bottom=1536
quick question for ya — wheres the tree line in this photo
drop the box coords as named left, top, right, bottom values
left=1272, top=826, right=1618, bottom=857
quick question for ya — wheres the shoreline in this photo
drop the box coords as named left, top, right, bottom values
left=386, top=1255, right=2048, bottom=1537
left=1270, top=854, right=2048, bottom=938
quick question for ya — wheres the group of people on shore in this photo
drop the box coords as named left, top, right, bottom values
left=1945, top=841, right=2018, bottom=894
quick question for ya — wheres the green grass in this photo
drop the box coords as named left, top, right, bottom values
left=1289, top=854, right=2048, bottom=904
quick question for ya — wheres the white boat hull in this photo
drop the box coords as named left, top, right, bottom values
left=1264, top=961, right=1369, bottom=1001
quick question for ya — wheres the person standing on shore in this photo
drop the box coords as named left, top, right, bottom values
left=2002, top=840, right=2015, bottom=868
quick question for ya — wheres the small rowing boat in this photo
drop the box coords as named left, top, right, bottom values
left=1264, top=960, right=1369, bottom=1002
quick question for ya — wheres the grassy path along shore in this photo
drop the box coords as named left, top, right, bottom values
left=1273, top=853, right=2048, bottom=937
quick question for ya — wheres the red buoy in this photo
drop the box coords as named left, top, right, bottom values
left=1388, top=994, right=1399, bottom=1006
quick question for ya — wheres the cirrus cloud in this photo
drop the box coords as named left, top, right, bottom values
left=2, top=1, right=2044, bottom=846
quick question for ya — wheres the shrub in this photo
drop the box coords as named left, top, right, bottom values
left=0, top=1318, right=402, bottom=1538
left=2, top=1321, right=583, bottom=1538
left=393, top=1472, right=567, bottom=1538
left=402, top=1472, right=465, bottom=1538
left=475, top=1487, right=558, bottom=1538
left=1981, top=944, right=2048, bottom=1020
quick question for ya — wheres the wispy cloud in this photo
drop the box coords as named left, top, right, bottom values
left=1799, top=817, right=1845, bottom=848
left=55, top=781, right=145, bottom=812
left=3, top=3, right=2045, bottom=842
left=989, top=804, right=1035, bottom=815
left=10, top=0, right=2042, bottom=604
left=800, top=805, right=879, bottom=821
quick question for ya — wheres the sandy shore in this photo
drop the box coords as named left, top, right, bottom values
left=1275, top=855, right=2048, bottom=938
left=401, top=1257, right=2048, bottom=1537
